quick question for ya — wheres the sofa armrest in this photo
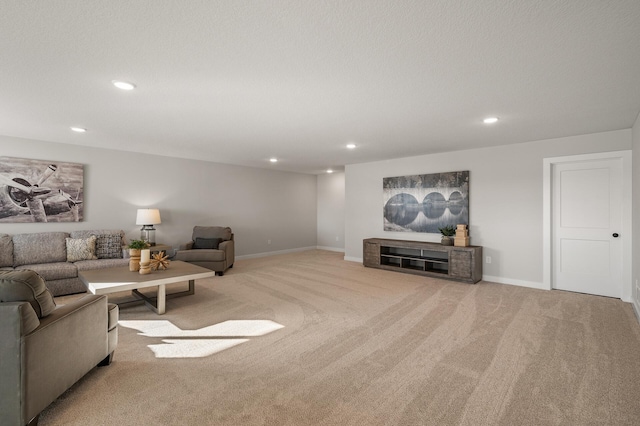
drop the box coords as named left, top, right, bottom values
left=175, top=241, right=194, bottom=251
left=219, top=239, right=234, bottom=267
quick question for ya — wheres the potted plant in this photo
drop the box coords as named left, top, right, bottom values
left=128, top=239, right=149, bottom=254
left=438, top=225, right=456, bottom=246
left=127, top=240, right=149, bottom=271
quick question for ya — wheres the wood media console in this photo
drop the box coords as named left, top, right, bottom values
left=363, top=238, right=482, bottom=284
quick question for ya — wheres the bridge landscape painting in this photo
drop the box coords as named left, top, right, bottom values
left=383, top=170, right=469, bottom=233
left=0, top=156, right=84, bottom=223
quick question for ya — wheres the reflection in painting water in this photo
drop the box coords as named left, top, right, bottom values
left=383, top=171, right=469, bottom=233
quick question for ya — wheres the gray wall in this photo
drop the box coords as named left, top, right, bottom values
left=633, top=114, right=640, bottom=314
left=0, top=135, right=318, bottom=257
left=345, top=129, right=632, bottom=289
left=317, top=172, right=345, bottom=251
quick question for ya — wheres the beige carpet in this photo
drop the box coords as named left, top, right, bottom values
left=42, top=250, right=640, bottom=425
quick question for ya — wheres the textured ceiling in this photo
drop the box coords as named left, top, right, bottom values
left=1, top=0, right=640, bottom=174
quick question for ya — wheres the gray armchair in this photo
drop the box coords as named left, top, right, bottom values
left=174, top=226, right=234, bottom=276
left=0, top=270, right=118, bottom=426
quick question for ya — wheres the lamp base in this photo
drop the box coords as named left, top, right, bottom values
left=140, top=225, right=156, bottom=246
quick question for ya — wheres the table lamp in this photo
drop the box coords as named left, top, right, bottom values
left=136, top=208, right=161, bottom=246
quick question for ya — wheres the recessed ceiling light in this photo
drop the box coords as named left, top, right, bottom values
left=327, top=169, right=334, bottom=174
left=346, top=143, right=357, bottom=149
left=483, top=117, right=499, bottom=124
left=70, top=127, right=86, bottom=133
left=112, top=80, right=136, bottom=90
left=269, top=158, right=278, bottom=163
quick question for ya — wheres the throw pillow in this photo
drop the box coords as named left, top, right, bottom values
left=95, top=234, right=123, bottom=259
left=193, top=237, right=222, bottom=250
left=0, top=234, right=12, bottom=267
left=66, top=236, right=97, bottom=262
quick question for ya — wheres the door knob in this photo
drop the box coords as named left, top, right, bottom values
left=612, top=233, right=619, bottom=238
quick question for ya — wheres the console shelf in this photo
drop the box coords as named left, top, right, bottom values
left=363, top=238, right=482, bottom=283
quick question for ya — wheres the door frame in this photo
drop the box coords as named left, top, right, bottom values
left=543, top=150, right=632, bottom=301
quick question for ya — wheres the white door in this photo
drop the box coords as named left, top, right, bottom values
left=552, top=158, right=623, bottom=298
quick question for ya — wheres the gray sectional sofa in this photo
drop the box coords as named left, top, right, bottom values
left=0, top=229, right=129, bottom=296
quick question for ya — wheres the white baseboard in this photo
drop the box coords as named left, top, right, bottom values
left=236, top=246, right=343, bottom=260
left=316, top=246, right=345, bottom=253
left=633, top=300, right=640, bottom=325
left=481, top=275, right=547, bottom=290
left=344, top=256, right=363, bottom=263
left=236, top=246, right=317, bottom=260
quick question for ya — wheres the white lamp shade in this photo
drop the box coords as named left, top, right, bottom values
left=136, top=208, right=161, bottom=225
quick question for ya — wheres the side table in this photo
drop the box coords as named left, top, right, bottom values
left=148, top=244, right=172, bottom=254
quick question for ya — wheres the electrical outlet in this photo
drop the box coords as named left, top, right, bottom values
left=486, top=256, right=492, bottom=264
left=335, top=236, right=340, bottom=241
left=267, top=239, right=271, bottom=245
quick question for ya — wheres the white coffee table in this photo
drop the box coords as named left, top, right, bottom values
left=79, top=260, right=216, bottom=314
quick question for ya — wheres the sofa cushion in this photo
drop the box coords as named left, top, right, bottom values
left=0, top=269, right=56, bottom=318
left=15, top=262, right=78, bottom=281
left=70, top=230, right=124, bottom=259
left=0, top=234, right=13, bottom=267
left=75, top=258, right=129, bottom=271
left=12, top=232, right=69, bottom=267
left=66, top=236, right=97, bottom=262
left=193, top=237, right=222, bottom=250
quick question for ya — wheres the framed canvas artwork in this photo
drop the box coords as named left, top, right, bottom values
left=383, top=170, right=469, bottom=233
left=0, top=156, right=84, bottom=223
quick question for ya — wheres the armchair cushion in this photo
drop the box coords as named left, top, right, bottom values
left=192, top=226, right=232, bottom=241
left=0, top=270, right=56, bottom=318
left=107, top=303, right=118, bottom=332
left=175, top=249, right=226, bottom=262
left=193, top=237, right=222, bottom=249
left=107, top=303, right=119, bottom=354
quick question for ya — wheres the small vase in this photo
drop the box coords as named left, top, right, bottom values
left=139, top=261, right=151, bottom=275
left=129, top=249, right=141, bottom=271
left=441, top=236, right=453, bottom=246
